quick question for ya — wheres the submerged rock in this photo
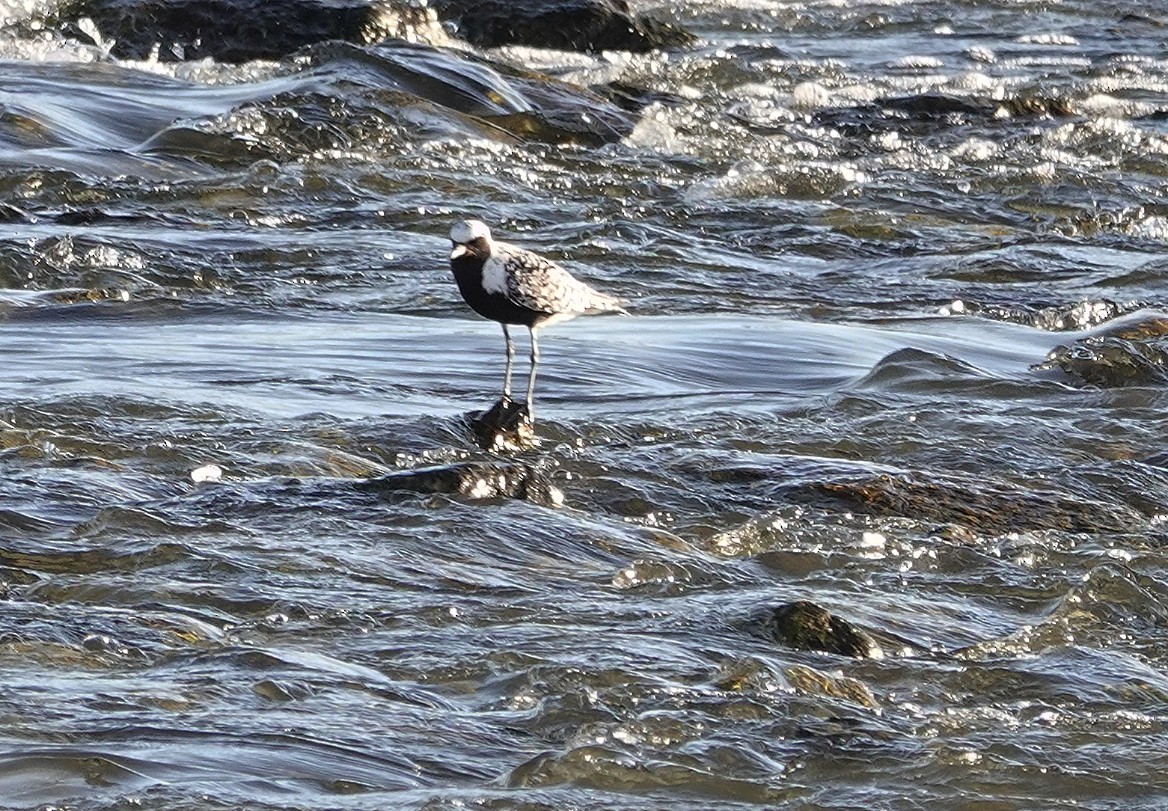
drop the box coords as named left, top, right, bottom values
left=800, top=472, right=1141, bottom=536
left=770, top=600, right=883, bottom=659
left=49, top=0, right=439, bottom=62
left=298, top=40, right=637, bottom=146
left=141, top=39, right=637, bottom=160
left=784, top=664, right=879, bottom=708
left=431, top=0, right=695, bottom=53
left=356, top=461, right=561, bottom=506
left=591, top=80, right=691, bottom=112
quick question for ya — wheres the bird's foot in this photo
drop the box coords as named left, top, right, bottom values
left=469, top=397, right=536, bottom=452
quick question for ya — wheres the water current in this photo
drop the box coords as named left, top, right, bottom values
left=2, top=0, right=1168, bottom=808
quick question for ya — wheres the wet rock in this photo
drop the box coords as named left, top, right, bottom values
left=1034, top=312, right=1168, bottom=387
left=813, top=93, right=986, bottom=137
left=431, top=0, right=695, bottom=53
left=49, top=0, right=438, bottom=62
left=1027, top=300, right=1127, bottom=332
left=995, top=96, right=1075, bottom=118
left=784, top=664, right=879, bottom=708
left=0, top=204, right=32, bottom=223
left=468, top=397, right=535, bottom=452
left=253, top=678, right=316, bottom=702
left=813, top=92, right=1076, bottom=139
left=800, top=472, right=1141, bottom=536
left=1038, top=336, right=1168, bottom=387
left=1097, top=313, right=1168, bottom=342
left=960, top=300, right=1149, bottom=334
left=355, top=461, right=561, bottom=506
left=47, top=0, right=693, bottom=61
left=770, top=600, right=883, bottom=659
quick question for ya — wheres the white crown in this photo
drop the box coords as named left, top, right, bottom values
left=450, top=219, right=492, bottom=244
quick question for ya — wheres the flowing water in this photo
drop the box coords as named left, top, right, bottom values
left=3, top=0, right=1168, bottom=808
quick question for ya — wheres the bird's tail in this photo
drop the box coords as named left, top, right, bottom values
left=588, top=291, right=629, bottom=315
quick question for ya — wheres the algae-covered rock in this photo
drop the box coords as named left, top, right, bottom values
left=784, top=663, right=879, bottom=708
left=770, top=600, right=883, bottom=659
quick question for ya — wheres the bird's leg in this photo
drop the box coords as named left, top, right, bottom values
left=501, top=324, right=515, bottom=404
left=525, top=327, right=539, bottom=424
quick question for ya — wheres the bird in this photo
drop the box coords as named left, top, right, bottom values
left=448, top=219, right=624, bottom=425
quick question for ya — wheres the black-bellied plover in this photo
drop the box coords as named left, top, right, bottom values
left=449, top=219, right=623, bottom=424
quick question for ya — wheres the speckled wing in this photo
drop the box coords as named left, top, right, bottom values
left=492, top=242, right=622, bottom=315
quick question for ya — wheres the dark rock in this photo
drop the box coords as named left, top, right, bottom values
left=355, top=461, right=561, bottom=506
left=46, top=0, right=694, bottom=62
left=43, top=2, right=640, bottom=146
left=1026, top=300, right=1125, bottom=332
left=813, top=93, right=989, bottom=138
left=1038, top=336, right=1168, bottom=387
left=1033, top=313, right=1168, bottom=387
left=996, top=96, right=1074, bottom=118
left=880, top=93, right=988, bottom=118
left=813, top=92, right=1076, bottom=139
left=770, top=600, right=882, bottom=659
left=431, top=0, right=695, bottom=53
left=468, top=397, right=535, bottom=452
left=0, top=204, right=32, bottom=223
left=48, top=0, right=435, bottom=63
left=799, top=472, right=1141, bottom=536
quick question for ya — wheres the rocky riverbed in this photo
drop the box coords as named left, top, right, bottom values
left=2, top=0, right=1168, bottom=808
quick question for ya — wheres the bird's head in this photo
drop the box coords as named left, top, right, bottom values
left=450, top=219, right=493, bottom=261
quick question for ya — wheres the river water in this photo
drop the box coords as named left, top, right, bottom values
left=2, top=0, right=1168, bottom=808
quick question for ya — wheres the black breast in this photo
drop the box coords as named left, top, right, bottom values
left=451, top=255, right=544, bottom=328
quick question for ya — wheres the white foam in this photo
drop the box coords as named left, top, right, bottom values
left=950, top=71, right=997, bottom=91
left=190, top=464, right=224, bottom=483
left=791, top=81, right=832, bottom=109
left=685, top=159, right=869, bottom=203
left=890, top=55, right=944, bottom=70
left=1127, top=215, right=1168, bottom=241
left=950, top=138, right=999, bottom=161
left=623, top=108, right=683, bottom=152
left=965, top=46, right=996, bottom=63
left=1016, top=32, right=1079, bottom=46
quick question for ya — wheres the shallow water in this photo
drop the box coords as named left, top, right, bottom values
left=3, top=0, right=1168, bottom=809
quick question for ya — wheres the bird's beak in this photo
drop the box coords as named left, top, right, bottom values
left=450, top=245, right=467, bottom=260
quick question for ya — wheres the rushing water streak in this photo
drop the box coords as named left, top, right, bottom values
left=2, top=0, right=1168, bottom=809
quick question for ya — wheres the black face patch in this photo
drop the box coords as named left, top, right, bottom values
left=454, top=236, right=490, bottom=261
